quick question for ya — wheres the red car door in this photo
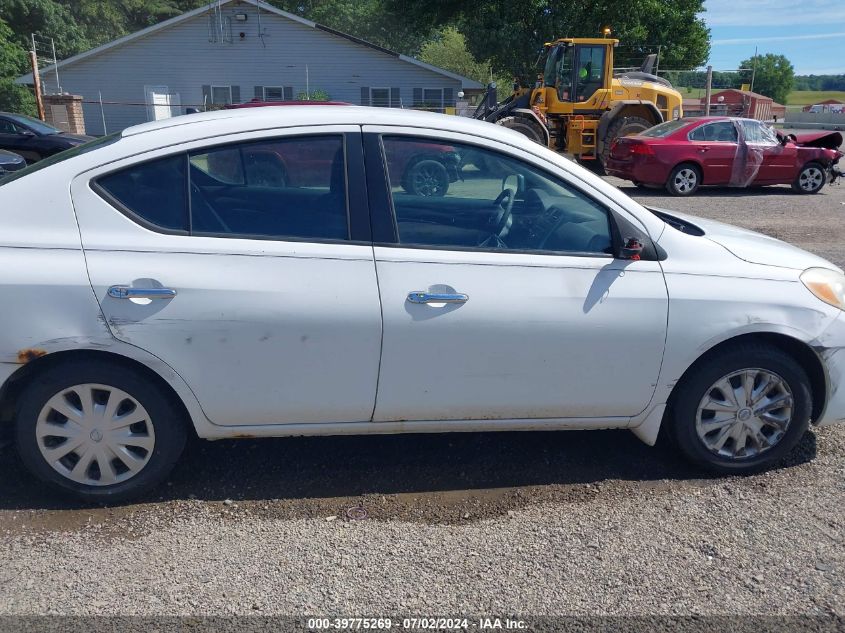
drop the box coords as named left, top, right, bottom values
left=686, top=121, right=738, bottom=184
left=738, top=120, right=792, bottom=184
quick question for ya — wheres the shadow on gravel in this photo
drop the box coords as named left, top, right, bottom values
left=619, top=184, right=801, bottom=199
left=0, top=426, right=818, bottom=512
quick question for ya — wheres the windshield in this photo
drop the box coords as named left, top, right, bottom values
left=4, top=113, right=62, bottom=135
left=639, top=119, right=690, bottom=138
left=0, top=132, right=121, bottom=186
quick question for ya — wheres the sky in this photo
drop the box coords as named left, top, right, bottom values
left=702, top=0, right=845, bottom=75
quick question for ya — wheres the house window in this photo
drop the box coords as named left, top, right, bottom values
left=263, top=87, right=284, bottom=101
left=422, top=88, right=444, bottom=113
left=370, top=88, right=391, bottom=108
left=211, top=85, right=233, bottom=105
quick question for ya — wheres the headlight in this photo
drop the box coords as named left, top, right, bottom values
left=800, top=267, right=845, bottom=310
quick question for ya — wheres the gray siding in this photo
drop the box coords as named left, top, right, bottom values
left=37, top=5, right=465, bottom=135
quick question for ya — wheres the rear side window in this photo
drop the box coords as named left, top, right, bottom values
left=97, top=154, right=188, bottom=231
left=94, top=135, right=349, bottom=241
left=689, top=122, right=738, bottom=142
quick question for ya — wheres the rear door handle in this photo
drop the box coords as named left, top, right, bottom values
left=698, top=146, right=710, bottom=153
left=108, top=285, right=177, bottom=300
left=407, top=291, right=468, bottom=304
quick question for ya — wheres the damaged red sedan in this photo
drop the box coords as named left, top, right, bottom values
left=605, top=116, right=843, bottom=196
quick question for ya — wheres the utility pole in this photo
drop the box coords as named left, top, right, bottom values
left=29, top=50, right=46, bottom=121
left=750, top=45, right=758, bottom=92
left=704, top=65, right=713, bottom=116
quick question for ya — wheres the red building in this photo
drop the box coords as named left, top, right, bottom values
left=699, top=89, right=783, bottom=121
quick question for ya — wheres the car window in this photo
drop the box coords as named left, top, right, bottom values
left=0, top=119, right=21, bottom=134
left=382, top=136, right=613, bottom=256
left=4, top=113, right=61, bottom=135
left=97, top=155, right=189, bottom=231
left=639, top=119, right=689, bottom=138
left=689, top=121, right=738, bottom=142
left=188, top=136, right=348, bottom=240
left=740, top=120, right=778, bottom=146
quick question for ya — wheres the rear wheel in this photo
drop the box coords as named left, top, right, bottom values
left=792, top=162, right=826, bottom=194
left=15, top=361, right=187, bottom=502
left=666, top=163, right=701, bottom=196
left=600, top=116, right=652, bottom=166
left=669, top=344, right=811, bottom=474
left=402, top=159, right=449, bottom=197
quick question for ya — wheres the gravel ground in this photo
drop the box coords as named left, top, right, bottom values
left=1, top=177, right=845, bottom=622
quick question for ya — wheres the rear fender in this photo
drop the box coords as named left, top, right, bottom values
left=597, top=102, right=663, bottom=154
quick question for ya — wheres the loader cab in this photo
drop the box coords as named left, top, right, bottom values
left=541, top=39, right=614, bottom=105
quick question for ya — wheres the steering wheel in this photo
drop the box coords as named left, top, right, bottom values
left=490, top=188, right=515, bottom=237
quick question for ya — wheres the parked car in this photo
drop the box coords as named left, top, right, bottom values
left=0, top=112, right=94, bottom=163
left=0, top=149, right=26, bottom=177
left=1, top=106, right=845, bottom=501
left=222, top=100, right=460, bottom=196
left=605, top=116, right=843, bottom=196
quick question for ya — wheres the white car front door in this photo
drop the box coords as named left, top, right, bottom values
left=72, top=128, right=382, bottom=427
left=364, top=130, right=668, bottom=423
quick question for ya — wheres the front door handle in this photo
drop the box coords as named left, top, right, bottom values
left=107, top=285, right=177, bottom=300
left=407, top=291, right=468, bottom=304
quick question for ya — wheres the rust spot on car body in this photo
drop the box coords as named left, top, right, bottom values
left=17, top=348, right=47, bottom=364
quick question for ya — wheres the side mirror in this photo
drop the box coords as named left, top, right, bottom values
left=619, top=237, right=644, bottom=261
left=502, top=174, right=525, bottom=196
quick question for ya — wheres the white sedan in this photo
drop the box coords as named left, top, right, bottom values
left=1, top=106, right=844, bottom=501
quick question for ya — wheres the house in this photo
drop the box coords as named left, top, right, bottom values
left=16, top=0, right=482, bottom=135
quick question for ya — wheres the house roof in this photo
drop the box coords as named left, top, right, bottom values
left=16, top=0, right=482, bottom=89
left=712, top=88, right=773, bottom=101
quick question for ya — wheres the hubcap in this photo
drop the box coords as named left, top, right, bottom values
left=35, top=384, right=155, bottom=486
left=673, top=168, right=698, bottom=193
left=413, top=165, right=444, bottom=196
left=695, top=369, right=793, bottom=459
left=799, top=167, right=824, bottom=191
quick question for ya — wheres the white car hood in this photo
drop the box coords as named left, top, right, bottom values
left=652, top=208, right=843, bottom=273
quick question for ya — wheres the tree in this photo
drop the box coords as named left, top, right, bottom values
left=0, top=78, right=37, bottom=115
left=0, top=0, right=87, bottom=61
left=419, top=27, right=492, bottom=85
left=739, top=53, right=794, bottom=104
left=0, top=18, right=28, bottom=77
left=388, top=0, right=710, bottom=81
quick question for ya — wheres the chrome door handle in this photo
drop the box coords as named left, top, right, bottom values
left=108, top=285, right=177, bottom=300
left=407, top=291, right=468, bottom=304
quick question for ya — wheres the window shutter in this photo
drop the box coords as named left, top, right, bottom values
left=413, top=88, right=422, bottom=107
left=231, top=85, right=241, bottom=104
left=390, top=87, right=400, bottom=108
left=360, top=87, right=370, bottom=106
left=254, top=86, right=264, bottom=100
left=284, top=86, right=293, bottom=101
left=201, top=85, right=212, bottom=109
left=443, top=87, right=454, bottom=107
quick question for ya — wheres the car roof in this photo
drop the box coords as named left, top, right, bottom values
left=121, top=106, right=509, bottom=141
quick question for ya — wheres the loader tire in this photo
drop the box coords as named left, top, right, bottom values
left=497, top=116, right=546, bottom=146
left=600, top=116, right=652, bottom=166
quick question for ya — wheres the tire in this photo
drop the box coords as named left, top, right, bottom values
left=496, top=115, right=546, bottom=145
left=15, top=360, right=187, bottom=502
left=402, top=159, right=449, bottom=197
left=668, top=344, right=811, bottom=475
left=792, top=162, right=827, bottom=194
left=599, top=115, right=652, bottom=166
left=666, top=163, right=701, bottom=196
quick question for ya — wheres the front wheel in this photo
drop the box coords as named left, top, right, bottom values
left=792, top=162, right=826, bottom=194
left=15, top=361, right=187, bottom=502
left=668, top=344, right=811, bottom=474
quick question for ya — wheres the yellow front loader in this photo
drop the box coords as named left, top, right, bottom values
left=473, top=35, right=683, bottom=168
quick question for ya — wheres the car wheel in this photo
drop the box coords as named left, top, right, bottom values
left=15, top=360, right=187, bottom=502
left=666, top=163, right=701, bottom=196
left=403, top=159, right=449, bottom=197
left=792, top=162, right=826, bottom=194
left=668, top=344, right=811, bottom=474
